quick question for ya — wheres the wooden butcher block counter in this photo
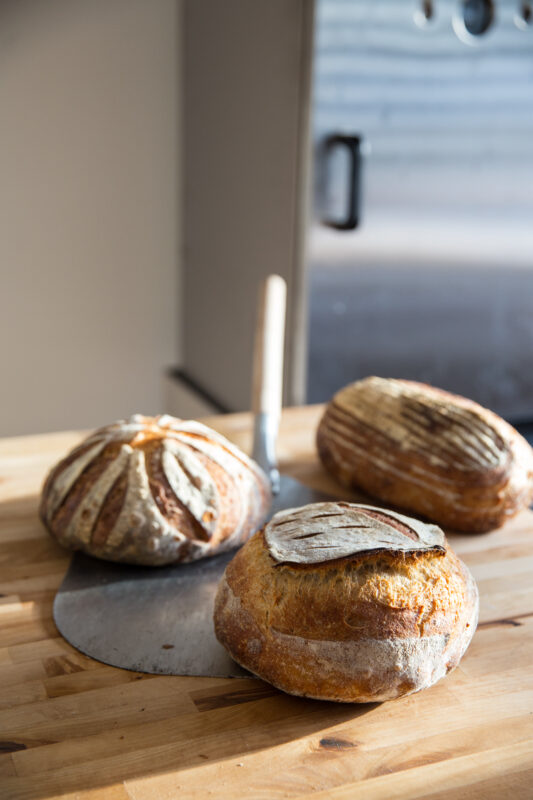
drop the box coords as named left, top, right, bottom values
left=0, top=406, right=532, bottom=800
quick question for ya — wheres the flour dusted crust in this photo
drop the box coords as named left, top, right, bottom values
left=265, top=502, right=445, bottom=563
left=214, top=502, right=479, bottom=703
left=40, top=415, right=271, bottom=566
left=316, top=377, right=533, bottom=532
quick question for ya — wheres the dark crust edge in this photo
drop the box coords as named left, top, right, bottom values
left=270, top=544, right=446, bottom=569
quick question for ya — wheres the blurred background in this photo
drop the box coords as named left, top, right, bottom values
left=2, top=0, right=533, bottom=437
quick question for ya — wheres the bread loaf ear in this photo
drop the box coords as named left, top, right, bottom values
left=265, top=502, right=445, bottom=564
left=40, top=414, right=271, bottom=565
left=317, top=377, right=533, bottom=532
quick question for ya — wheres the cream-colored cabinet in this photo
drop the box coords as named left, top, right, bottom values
left=177, top=0, right=314, bottom=413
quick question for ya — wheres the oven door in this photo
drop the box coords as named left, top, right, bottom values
left=307, top=0, right=533, bottom=422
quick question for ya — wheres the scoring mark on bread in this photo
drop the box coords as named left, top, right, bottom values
left=265, top=502, right=446, bottom=565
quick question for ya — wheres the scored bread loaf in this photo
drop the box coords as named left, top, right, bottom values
left=214, top=501, right=478, bottom=703
left=316, top=377, right=533, bottom=532
left=40, top=414, right=271, bottom=566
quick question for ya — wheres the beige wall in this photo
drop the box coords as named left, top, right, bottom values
left=0, top=0, right=182, bottom=436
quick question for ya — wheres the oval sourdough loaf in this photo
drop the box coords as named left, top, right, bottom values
left=214, top=501, right=479, bottom=703
left=316, top=377, right=533, bottom=532
left=40, top=415, right=271, bottom=565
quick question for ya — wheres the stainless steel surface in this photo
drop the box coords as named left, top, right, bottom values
left=270, top=474, right=334, bottom=518
left=53, top=550, right=249, bottom=677
left=251, top=412, right=281, bottom=494
left=308, top=0, right=533, bottom=418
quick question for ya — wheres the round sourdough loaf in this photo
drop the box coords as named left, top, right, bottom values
left=40, top=415, right=271, bottom=566
left=214, top=502, right=479, bottom=703
left=316, top=377, right=533, bottom=532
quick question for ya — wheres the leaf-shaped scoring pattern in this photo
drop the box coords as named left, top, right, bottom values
left=265, top=502, right=446, bottom=565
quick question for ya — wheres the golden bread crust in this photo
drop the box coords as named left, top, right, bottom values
left=316, top=377, right=533, bottom=532
left=40, top=414, right=271, bottom=565
left=214, top=503, right=478, bottom=703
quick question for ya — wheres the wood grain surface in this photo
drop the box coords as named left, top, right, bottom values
left=0, top=406, right=532, bottom=800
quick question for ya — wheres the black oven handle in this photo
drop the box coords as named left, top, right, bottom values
left=322, top=134, right=362, bottom=231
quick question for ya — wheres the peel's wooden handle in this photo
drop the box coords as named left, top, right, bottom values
left=251, top=275, right=287, bottom=418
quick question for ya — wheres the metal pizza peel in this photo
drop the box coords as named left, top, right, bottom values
left=53, top=275, right=338, bottom=677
